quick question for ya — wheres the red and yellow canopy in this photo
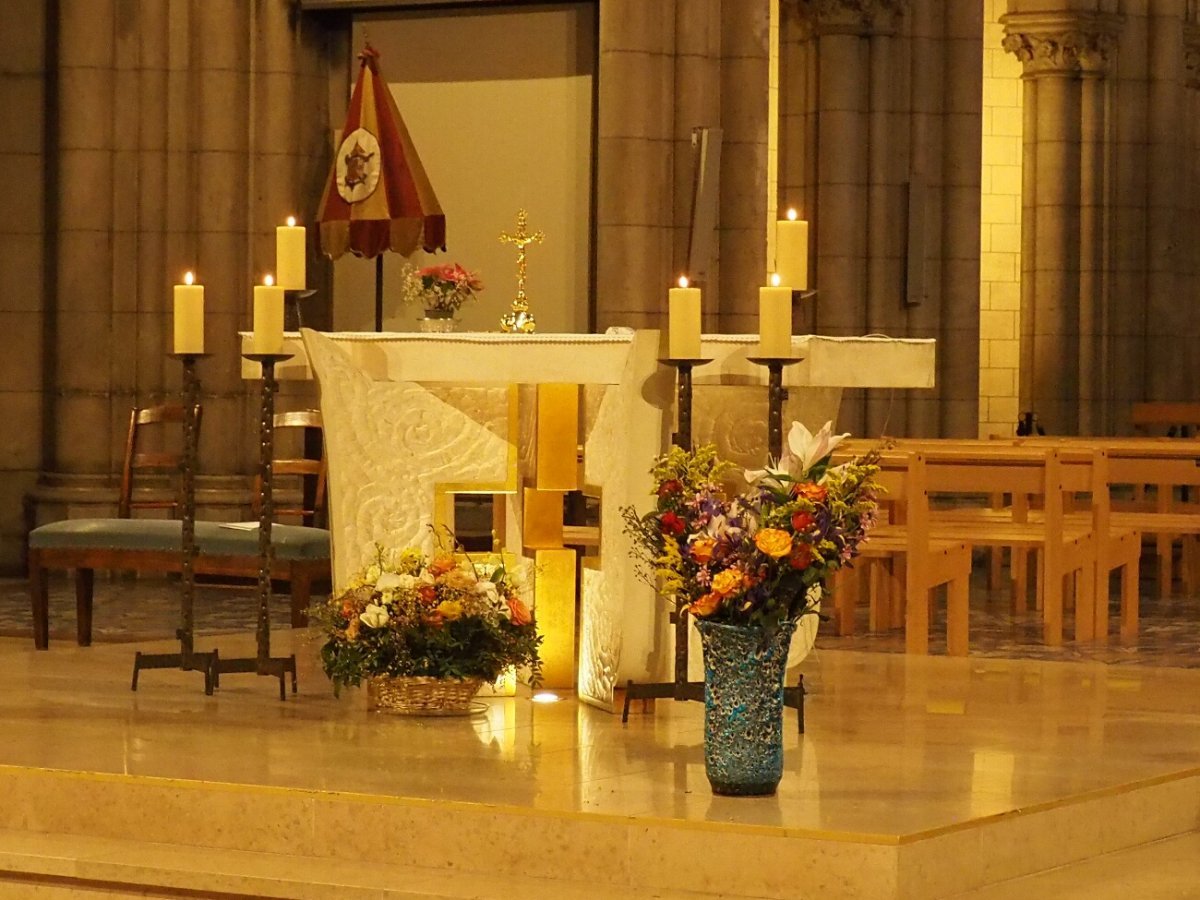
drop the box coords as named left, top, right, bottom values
left=317, top=46, right=446, bottom=259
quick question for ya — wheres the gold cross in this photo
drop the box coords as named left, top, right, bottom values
left=499, top=209, right=545, bottom=333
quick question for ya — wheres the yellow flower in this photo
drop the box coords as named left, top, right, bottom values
left=435, top=599, right=464, bottom=621
left=754, top=528, right=793, bottom=558
left=711, top=568, right=745, bottom=597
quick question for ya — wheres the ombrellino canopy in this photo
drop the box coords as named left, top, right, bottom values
left=317, top=45, right=446, bottom=260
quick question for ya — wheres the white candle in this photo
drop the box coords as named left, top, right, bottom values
left=275, top=216, right=306, bottom=290
left=775, top=209, right=809, bottom=291
left=668, top=276, right=701, bottom=359
left=758, top=273, right=793, bottom=358
left=173, top=271, right=205, bottom=354
left=252, top=274, right=285, bottom=354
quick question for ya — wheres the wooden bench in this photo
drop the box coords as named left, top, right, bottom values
left=27, top=406, right=330, bottom=648
left=830, top=451, right=973, bottom=655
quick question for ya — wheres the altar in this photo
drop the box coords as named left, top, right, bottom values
left=246, top=328, right=935, bottom=709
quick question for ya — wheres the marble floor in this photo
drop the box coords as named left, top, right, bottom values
left=2, top=573, right=1200, bottom=896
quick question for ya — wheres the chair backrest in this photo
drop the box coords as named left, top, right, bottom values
left=1132, top=401, right=1200, bottom=437
left=118, top=404, right=199, bottom=518
left=253, top=409, right=327, bottom=527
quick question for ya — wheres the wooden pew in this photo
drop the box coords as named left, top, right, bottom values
left=830, top=451, right=973, bottom=655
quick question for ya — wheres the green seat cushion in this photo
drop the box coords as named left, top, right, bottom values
left=30, top=519, right=330, bottom=561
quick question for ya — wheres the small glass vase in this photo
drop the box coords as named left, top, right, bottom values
left=696, top=618, right=798, bottom=796
left=418, top=309, right=456, bottom=333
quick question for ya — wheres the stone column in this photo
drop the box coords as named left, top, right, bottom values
left=1002, top=9, right=1120, bottom=434
left=594, top=0, right=677, bottom=332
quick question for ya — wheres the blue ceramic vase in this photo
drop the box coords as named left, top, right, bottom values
left=695, top=618, right=797, bottom=796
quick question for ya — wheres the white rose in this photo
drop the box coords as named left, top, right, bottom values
left=395, top=573, right=418, bottom=591
left=475, top=580, right=499, bottom=602
left=359, top=603, right=390, bottom=629
left=419, top=570, right=436, bottom=586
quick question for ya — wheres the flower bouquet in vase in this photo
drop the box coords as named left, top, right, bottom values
left=623, top=422, right=880, bottom=795
left=401, top=262, right=483, bottom=332
left=313, top=545, right=541, bottom=715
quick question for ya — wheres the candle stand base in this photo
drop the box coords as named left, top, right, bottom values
left=132, top=649, right=220, bottom=695
left=212, top=654, right=298, bottom=702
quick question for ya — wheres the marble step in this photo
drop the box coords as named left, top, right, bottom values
left=946, top=831, right=1200, bottom=899
left=0, top=829, right=729, bottom=900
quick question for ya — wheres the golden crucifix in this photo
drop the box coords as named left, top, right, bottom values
left=498, top=208, right=544, bottom=333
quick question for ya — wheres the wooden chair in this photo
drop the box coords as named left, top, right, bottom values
left=27, top=406, right=330, bottom=648
left=252, top=410, right=327, bottom=528
left=830, top=451, right=974, bottom=655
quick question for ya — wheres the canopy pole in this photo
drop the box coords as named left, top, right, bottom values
left=374, top=256, right=384, bottom=332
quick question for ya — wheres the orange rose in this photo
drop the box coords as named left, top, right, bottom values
left=789, top=543, right=813, bottom=570
left=754, top=528, right=793, bottom=558
left=792, top=482, right=828, bottom=503
left=429, top=553, right=457, bottom=576
left=710, top=568, right=745, bottom=597
left=507, top=596, right=533, bottom=626
left=690, top=537, right=716, bottom=564
left=418, top=585, right=438, bottom=604
left=687, top=592, right=723, bottom=617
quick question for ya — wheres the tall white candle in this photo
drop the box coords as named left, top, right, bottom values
left=173, top=271, right=205, bottom=354
left=775, top=209, right=809, bottom=291
left=252, top=274, right=285, bottom=354
left=668, top=276, right=701, bottom=359
left=276, top=216, right=306, bottom=290
left=758, top=273, right=793, bottom=358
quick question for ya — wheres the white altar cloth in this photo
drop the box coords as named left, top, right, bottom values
left=278, top=328, right=936, bottom=709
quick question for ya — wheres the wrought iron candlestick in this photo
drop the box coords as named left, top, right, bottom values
left=131, top=353, right=219, bottom=695
left=621, top=357, right=712, bottom=722
left=498, top=208, right=543, bottom=333
left=284, top=288, right=316, bottom=332
left=214, top=353, right=298, bottom=700
left=746, top=356, right=805, bottom=460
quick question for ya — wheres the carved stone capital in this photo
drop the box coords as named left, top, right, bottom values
left=1001, top=12, right=1122, bottom=77
left=786, top=0, right=910, bottom=39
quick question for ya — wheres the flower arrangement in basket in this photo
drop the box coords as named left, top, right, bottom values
left=401, top=262, right=484, bottom=315
left=313, top=543, right=541, bottom=715
left=623, top=421, right=881, bottom=628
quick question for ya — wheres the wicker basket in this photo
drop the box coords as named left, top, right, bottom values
left=367, top=675, right=484, bottom=716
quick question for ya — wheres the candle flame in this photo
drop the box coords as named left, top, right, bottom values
left=184, top=271, right=194, bottom=286
left=286, top=215, right=296, bottom=227
left=771, top=273, right=782, bottom=287
left=677, top=275, right=689, bottom=289
left=787, top=208, right=798, bottom=221
left=264, top=274, right=275, bottom=287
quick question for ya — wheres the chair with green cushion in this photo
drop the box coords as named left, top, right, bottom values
left=27, top=406, right=331, bottom=648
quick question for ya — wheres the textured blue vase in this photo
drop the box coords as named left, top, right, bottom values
left=696, top=618, right=797, bottom=796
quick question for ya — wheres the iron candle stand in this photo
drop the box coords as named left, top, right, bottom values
left=621, top=357, right=713, bottom=722
left=213, top=352, right=298, bottom=701
left=746, top=356, right=805, bottom=461
left=283, top=288, right=315, bottom=332
left=131, top=352, right=219, bottom=695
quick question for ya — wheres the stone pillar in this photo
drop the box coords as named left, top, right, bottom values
left=0, top=0, right=49, bottom=571
left=1002, top=8, right=1120, bottom=434
left=717, top=0, right=771, bottom=331
left=32, top=0, right=331, bottom=533
left=594, top=0, right=677, bottom=332
left=782, top=0, right=981, bottom=436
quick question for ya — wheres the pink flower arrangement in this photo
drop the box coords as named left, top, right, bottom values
left=402, top=262, right=484, bottom=313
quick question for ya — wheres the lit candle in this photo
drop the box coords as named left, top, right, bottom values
left=668, top=275, right=701, bottom=359
left=758, top=273, right=793, bottom=358
left=173, top=271, right=205, bottom=354
left=275, top=216, right=306, bottom=290
left=252, top=274, right=285, bottom=354
left=774, top=209, right=809, bottom=291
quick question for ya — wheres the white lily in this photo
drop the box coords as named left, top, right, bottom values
left=374, top=571, right=403, bottom=591
left=475, top=580, right=500, bottom=602
left=359, top=603, right=390, bottom=629
left=743, top=460, right=791, bottom=488
left=787, top=420, right=850, bottom=478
